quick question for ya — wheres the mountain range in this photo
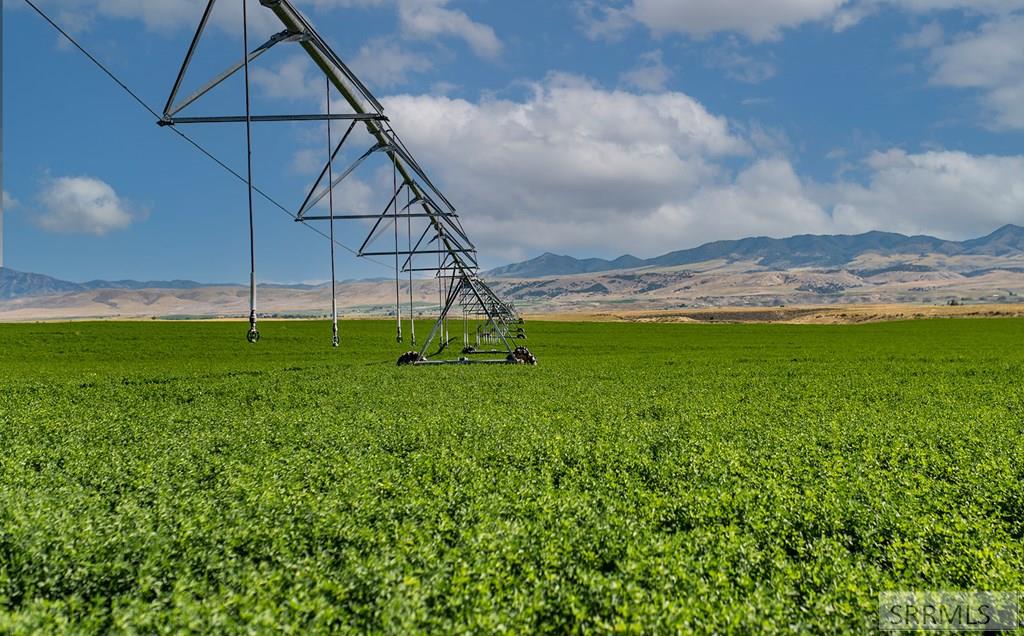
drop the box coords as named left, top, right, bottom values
left=0, top=270, right=228, bottom=300
left=0, top=270, right=341, bottom=301
left=1, top=225, right=1022, bottom=320
left=486, top=224, right=1024, bottom=278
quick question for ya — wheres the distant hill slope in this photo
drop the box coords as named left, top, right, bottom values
left=0, top=269, right=85, bottom=299
left=0, top=268, right=240, bottom=300
left=487, top=225, right=1024, bottom=278
left=487, top=253, right=646, bottom=278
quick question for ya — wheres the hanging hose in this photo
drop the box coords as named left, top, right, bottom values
left=326, top=77, right=339, bottom=348
left=392, top=159, right=402, bottom=343
left=437, top=231, right=443, bottom=330
left=406, top=186, right=416, bottom=345
left=242, top=0, right=260, bottom=344
left=443, top=260, right=450, bottom=344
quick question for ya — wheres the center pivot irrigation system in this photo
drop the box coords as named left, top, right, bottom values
left=152, top=0, right=535, bottom=366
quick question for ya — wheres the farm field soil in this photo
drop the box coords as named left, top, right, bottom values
left=1, top=319, right=1022, bottom=633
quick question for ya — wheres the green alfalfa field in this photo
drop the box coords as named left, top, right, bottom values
left=0, top=318, right=1022, bottom=633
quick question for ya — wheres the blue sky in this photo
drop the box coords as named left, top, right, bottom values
left=4, top=0, right=1023, bottom=283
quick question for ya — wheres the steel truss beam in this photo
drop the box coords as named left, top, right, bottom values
left=162, top=0, right=533, bottom=365
left=299, top=213, right=456, bottom=220
left=161, top=114, right=385, bottom=125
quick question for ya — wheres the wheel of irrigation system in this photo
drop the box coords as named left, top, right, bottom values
left=247, top=328, right=261, bottom=344
left=397, top=351, right=426, bottom=366
left=507, top=346, right=538, bottom=365
left=462, top=346, right=477, bottom=354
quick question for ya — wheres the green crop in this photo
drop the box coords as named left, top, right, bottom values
left=0, top=319, right=1022, bottom=633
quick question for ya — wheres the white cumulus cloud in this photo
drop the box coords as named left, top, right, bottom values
left=378, top=74, right=762, bottom=258
left=620, top=49, right=673, bottom=91
left=631, top=0, right=848, bottom=41
left=17, top=0, right=279, bottom=38
left=367, top=77, right=1022, bottom=260
left=577, top=0, right=1024, bottom=41
left=396, top=0, right=502, bottom=59
left=35, top=176, right=141, bottom=236
left=927, top=14, right=1024, bottom=130
left=300, top=0, right=504, bottom=59
left=18, top=0, right=502, bottom=59
left=828, top=149, right=1024, bottom=237
left=351, top=37, right=434, bottom=88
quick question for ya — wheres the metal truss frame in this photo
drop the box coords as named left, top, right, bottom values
left=160, top=0, right=535, bottom=365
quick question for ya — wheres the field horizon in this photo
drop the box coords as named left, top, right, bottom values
left=1, top=298, right=1023, bottom=326
left=3, top=222, right=1021, bottom=321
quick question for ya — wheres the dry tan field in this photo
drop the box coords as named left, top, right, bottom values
left=530, top=303, right=1024, bottom=324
